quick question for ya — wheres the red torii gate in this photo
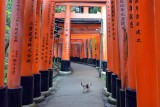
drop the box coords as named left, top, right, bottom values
left=2, top=0, right=160, bottom=107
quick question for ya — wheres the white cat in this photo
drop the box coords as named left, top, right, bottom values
left=81, top=82, right=92, bottom=93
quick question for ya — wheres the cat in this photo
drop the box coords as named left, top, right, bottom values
left=81, top=82, right=92, bottom=93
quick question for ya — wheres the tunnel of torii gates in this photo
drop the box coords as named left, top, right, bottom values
left=1, top=0, right=160, bottom=107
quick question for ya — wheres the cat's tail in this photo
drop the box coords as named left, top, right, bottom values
left=81, top=82, right=84, bottom=87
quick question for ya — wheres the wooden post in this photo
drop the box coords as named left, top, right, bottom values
left=134, top=0, right=158, bottom=107
left=96, top=35, right=100, bottom=68
left=20, top=0, right=37, bottom=105
left=32, top=0, right=45, bottom=101
left=92, top=38, right=96, bottom=66
left=84, top=39, right=88, bottom=64
left=155, top=0, right=160, bottom=106
left=87, top=39, right=92, bottom=64
left=61, top=5, right=71, bottom=74
left=40, top=0, right=51, bottom=93
left=0, top=1, right=7, bottom=107
left=106, top=0, right=113, bottom=93
left=116, top=0, right=128, bottom=106
left=125, top=0, right=137, bottom=106
left=7, top=0, right=24, bottom=106
left=102, top=6, right=107, bottom=71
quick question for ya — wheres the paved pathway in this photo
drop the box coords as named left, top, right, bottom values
left=40, top=63, right=105, bottom=107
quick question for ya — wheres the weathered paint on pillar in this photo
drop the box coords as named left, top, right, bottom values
left=111, top=0, right=120, bottom=77
left=40, top=0, right=51, bottom=70
left=7, top=0, right=25, bottom=88
left=106, top=0, right=113, bottom=72
left=0, top=0, right=6, bottom=87
left=62, top=5, right=71, bottom=60
left=102, top=6, right=107, bottom=62
left=21, top=0, right=37, bottom=76
left=48, top=1, right=55, bottom=69
left=127, top=0, right=136, bottom=90
left=32, top=0, right=41, bottom=74
left=134, top=0, right=158, bottom=107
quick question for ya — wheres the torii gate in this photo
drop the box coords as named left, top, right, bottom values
left=2, top=0, right=156, bottom=107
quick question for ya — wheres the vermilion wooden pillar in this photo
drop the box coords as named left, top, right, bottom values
left=134, top=0, right=158, bottom=107
left=55, top=39, right=58, bottom=62
left=40, top=0, right=51, bottom=93
left=75, top=44, right=79, bottom=62
left=116, top=0, right=128, bottom=106
left=58, top=44, right=61, bottom=62
left=84, top=39, right=88, bottom=64
left=125, top=0, right=137, bottom=107
left=0, top=1, right=7, bottom=107
left=109, top=0, right=120, bottom=100
left=73, top=44, right=77, bottom=62
left=102, top=6, right=107, bottom=71
left=80, top=40, right=85, bottom=63
left=20, top=0, right=37, bottom=105
left=87, top=39, right=92, bottom=64
left=106, top=0, right=113, bottom=93
left=48, top=1, right=55, bottom=69
left=48, top=1, right=56, bottom=89
left=80, top=44, right=83, bottom=62
left=77, top=44, right=81, bottom=62
left=7, top=0, right=24, bottom=106
left=32, top=0, right=44, bottom=101
left=96, top=36, right=100, bottom=68
left=92, top=38, right=96, bottom=66
left=61, top=5, right=71, bottom=74
left=155, top=0, right=160, bottom=106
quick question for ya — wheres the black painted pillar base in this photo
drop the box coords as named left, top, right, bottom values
left=77, top=57, right=81, bottom=62
left=59, top=58, right=62, bottom=63
left=0, top=86, right=7, bottom=107
left=116, top=78, right=121, bottom=107
left=92, top=59, right=96, bottom=66
left=120, top=89, right=125, bottom=107
left=70, top=57, right=72, bottom=61
left=96, top=60, right=100, bottom=67
left=61, top=60, right=71, bottom=71
left=55, top=58, right=58, bottom=63
left=84, top=58, right=88, bottom=64
left=126, top=88, right=137, bottom=107
left=52, top=57, right=55, bottom=62
left=111, top=73, right=118, bottom=99
left=87, top=58, right=92, bottom=64
left=40, top=70, right=49, bottom=92
left=8, top=87, right=22, bottom=107
left=49, top=69, right=53, bottom=88
left=107, top=71, right=113, bottom=93
left=33, top=74, right=41, bottom=98
left=74, top=57, right=78, bottom=62
left=21, top=75, right=34, bottom=105
left=102, top=61, right=107, bottom=71
left=80, top=59, right=84, bottom=63
left=57, top=57, right=61, bottom=63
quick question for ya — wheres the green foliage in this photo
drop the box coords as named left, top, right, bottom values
left=56, top=6, right=65, bottom=13
left=6, top=0, right=12, bottom=34
left=89, top=7, right=101, bottom=14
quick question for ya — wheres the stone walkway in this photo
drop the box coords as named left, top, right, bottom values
left=39, top=63, right=105, bottom=107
